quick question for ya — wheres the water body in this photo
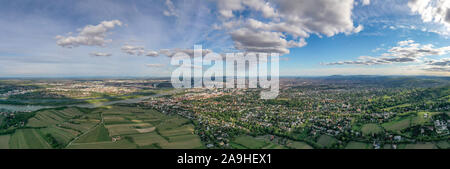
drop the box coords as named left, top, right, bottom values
left=0, top=104, right=51, bottom=113
left=0, top=92, right=175, bottom=113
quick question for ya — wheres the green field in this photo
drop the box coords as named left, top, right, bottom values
left=0, top=135, right=10, bottom=149
left=345, top=142, right=370, bottom=149
left=129, top=132, right=168, bottom=147
left=361, top=124, right=383, bottom=136
left=401, top=143, right=437, bottom=149
left=2, top=104, right=204, bottom=149
left=316, top=135, right=338, bottom=148
left=231, top=135, right=268, bottom=149
left=75, top=124, right=110, bottom=143
left=67, top=140, right=137, bottom=149
left=39, top=126, right=80, bottom=145
left=287, top=141, right=313, bottom=149
left=383, top=103, right=411, bottom=111
left=411, top=112, right=441, bottom=126
left=105, top=123, right=153, bottom=136
left=9, top=129, right=52, bottom=149
left=160, top=134, right=203, bottom=149
left=230, top=135, right=290, bottom=149
left=23, top=107, right=101, bottom=146
left=436, top=141, right=450, bottom=149
left=382, top=111, right=442, bottom=133
left=69, top=105, right=203, bottom=149
left=382, top=118, right=411, bottom=132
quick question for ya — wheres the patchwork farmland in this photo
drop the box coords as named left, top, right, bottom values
left=1, top=104, right=204, bottom=149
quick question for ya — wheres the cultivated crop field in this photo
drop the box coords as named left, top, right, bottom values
left=9, top=129, right=52, bottom=149
left=286, top=141, right=313, bottom=149
left=231, top=135, right=268, bottom=149
left=400, top=143, right=437, bottom=149
left=1, top=104, right=203, bottom=149
left=361, top=124, right=384, bottom=136
left=345, top=142, right=370, bottom=149
left=67, top=105, right=203, bottom=149
left=316, top=135, right=338, bottom=148
left=382, top=111, right=442, bottom=134
left=230, top=135, right=293, bottom=149
left=0, top=135, right=10, bottom=149
left=382, top=118, right=411, bottom=132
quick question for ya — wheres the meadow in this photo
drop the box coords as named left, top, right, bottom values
left=68, top=105, right=203, bottom=149
left=0, top=135, right=9, bottom=149
left=316, top=135, right=338, bottom=148
left=345, top=142, right=370, bottom=149
left=361, top=124, right=384, bottom=136
left=382, top=111, right=441, bottom=133
left=230, top=135, right=289, bottom=149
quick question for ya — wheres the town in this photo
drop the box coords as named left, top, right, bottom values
left=0, top=76, right=449, bottom=149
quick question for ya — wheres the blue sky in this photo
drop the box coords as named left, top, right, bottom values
left=0, top=0, right=449, bottom=77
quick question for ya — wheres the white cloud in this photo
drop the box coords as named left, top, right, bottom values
left=326, top=40, right=450, bottom=66
left=159, top=48, right=213, bottom=58
left=121, top=45, right=160, bottom=57
left=276, top=0, right=362, bottom=37
left=121, top=45, right=146, bottom=55
left=215, top=0, right=362, bottom=55
left=146, top=50, right=159, bottom=57
left=242, top=0, right=277, bottom=18
left=56, top=20, right=122, bottom=48
left=423, top=58, right=450, bottom=72
left=163, top=0, right=179, bottom=17
left=146, top=64, right=166, bottom=68
left=385, top=42, right=450, bottom=58
left=408, top=0, right=450, bottom=28
left=426, top=58, right=450, bottom=66
left=89, top=52, right=112, bottom=57
left=325, top=56, right=417, bottom=66
left=230, top=28, right=306, bottom=54
left=361, top=0, right=371, bottom=6
left=397, top=40, right=415, bottom=46
left=217, top=0, right=245, bottom=18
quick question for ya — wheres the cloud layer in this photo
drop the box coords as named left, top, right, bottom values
left=216, top=0, right=363, bottom=55
left=56, top=20, right=122, bottom=48
left=89, top=52, right=112, bottom=57
left=423, top=58, right=450, bottom=72
left=326, top=40, right=450, bottom=66
left=408, top=0, right=450, bottom=28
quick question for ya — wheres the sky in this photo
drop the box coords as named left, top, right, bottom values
left=0, top=0, right=449, bottom=77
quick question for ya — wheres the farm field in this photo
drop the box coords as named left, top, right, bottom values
left=361, top=124, right=383, bottom=136
left=382, top=118, right=411, bottom=132
left=383, top=104, right=411, bottom=111
left=9, top=129, right=52, bottom=149
left=129, top=132, right=168, bottom=147
left=287, top=141, right=313, bottom=149
left=67, top=140, right=137, bottom=149
left=400, top=143, right=437, bottom=149
left=67, top=105, right=203, bottom=149
left=381, top=111, right=443, bottom=134
left=231, top=135, right=268, bottom=149
left=74, top=124, right=110, bottom=143
left=2, top=104, right=204, bottom=149
left=316, top=135, right=338, bottom=148
left=345, top=142, right=371, bottom=149
left=411, top=112, right=441, bottom=126
left=0, top=135, right=10, bottom=149
left=436, top=141, right=450, bottom=149
left=230, top=135, right=291, bottom=149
